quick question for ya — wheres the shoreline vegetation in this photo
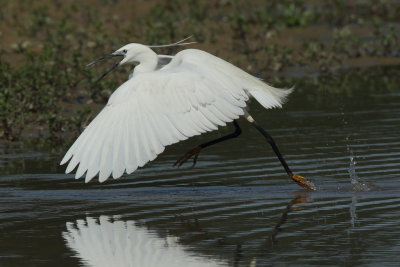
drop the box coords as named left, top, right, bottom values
left=1, top=0, right=399, bottom=144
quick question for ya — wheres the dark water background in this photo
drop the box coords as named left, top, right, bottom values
left=1, top=74, right=400, bottom=266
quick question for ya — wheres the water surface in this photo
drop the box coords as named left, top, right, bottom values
left=1, top=79, right=400, bottom=266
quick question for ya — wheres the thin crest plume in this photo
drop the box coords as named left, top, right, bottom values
left=148, top=36, right=196, bottom=48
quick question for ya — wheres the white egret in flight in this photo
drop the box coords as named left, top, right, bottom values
left=60, top=37, right=314, bottom=190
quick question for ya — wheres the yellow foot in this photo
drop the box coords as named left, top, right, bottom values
left=291, top=174, right=316, bottom=190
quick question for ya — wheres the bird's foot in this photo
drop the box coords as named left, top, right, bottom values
left=290, top=174, right=316, bottom=190
left=174, top=146, right=202, bottom=167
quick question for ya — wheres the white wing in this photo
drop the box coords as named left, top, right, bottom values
left=61, top=49, right=292, bottom=182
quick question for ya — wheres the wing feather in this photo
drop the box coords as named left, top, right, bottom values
left=134, top=116, right=148, bottom=168
left=197, top=110, right=218, bottom=131
left=99, top=119, right=117, bottom=182
left=112, top=116, right=126, bottom=179
left=167, top=115, right=194, bottom=138
left=125, top=115, right=139, bottom=174
left=84, top=114, right=115, bottom=182
left=138, top=114, right=157, bottom=162
left=198, top=106, right=225, bottom=127
left=143, top=114, right=164, bottom=155
left=149, top=115, right=174, bottom=146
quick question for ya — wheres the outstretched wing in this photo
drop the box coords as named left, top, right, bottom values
left=61, top=49, right=292, bottom=183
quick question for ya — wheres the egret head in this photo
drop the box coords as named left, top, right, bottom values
left=87, top=37, right=195, bottom=82
left=87, top=43, right=154, bottom=82
left=116, top=43, right=154, bottom=65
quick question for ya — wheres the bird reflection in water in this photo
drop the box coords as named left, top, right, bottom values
left=63, top=194, right=311, bottom=267
left=269, top=193, right=309, bottom=247
left=63, top=216, right=227, bottom=267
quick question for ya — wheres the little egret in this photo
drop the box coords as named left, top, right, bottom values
left=60, top=38, right=314, bottom=190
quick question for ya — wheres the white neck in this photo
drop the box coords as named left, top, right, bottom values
left=133, top=49, right=158, bottom=75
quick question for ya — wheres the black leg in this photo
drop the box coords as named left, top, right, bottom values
left=250, top=121, right=293, bottom=177
left=247, top=118, right=315, bottom=190
left=174, top=120, right=242, bottom=166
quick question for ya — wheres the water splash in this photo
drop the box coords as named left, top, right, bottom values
left=347, top=139, right=370, bottom=192
left=347, top=138, right=371, bottom=228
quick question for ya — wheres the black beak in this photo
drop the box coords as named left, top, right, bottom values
left=86, top=51, right=124, bottom=83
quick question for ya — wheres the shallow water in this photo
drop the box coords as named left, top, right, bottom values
left=1, top=81, right=400, bottom=266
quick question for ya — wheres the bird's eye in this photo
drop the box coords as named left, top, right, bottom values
left=123, top=49, right=127, bottom=53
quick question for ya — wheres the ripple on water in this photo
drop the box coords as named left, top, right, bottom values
left=0, top=90, right=400, bottom=266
